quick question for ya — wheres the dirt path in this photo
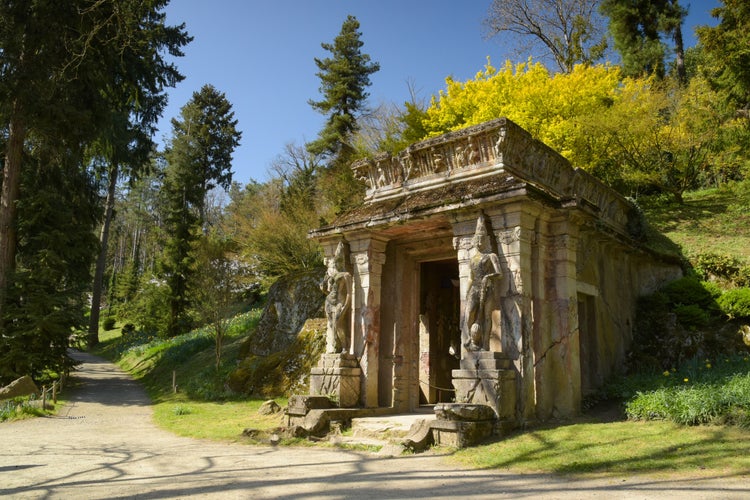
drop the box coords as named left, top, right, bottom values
left=1, top=351, right=748, bottom=499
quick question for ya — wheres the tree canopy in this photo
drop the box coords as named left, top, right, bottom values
left=484, top=0, right=608, bottom=73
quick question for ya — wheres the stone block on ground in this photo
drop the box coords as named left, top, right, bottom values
left=0, top=375, right=39, bottom=400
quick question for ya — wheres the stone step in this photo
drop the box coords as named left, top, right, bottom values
left=349, top=412, right=436, bottom=442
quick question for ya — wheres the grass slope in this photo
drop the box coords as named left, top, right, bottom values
left=640, top=183, right=750, bottom=261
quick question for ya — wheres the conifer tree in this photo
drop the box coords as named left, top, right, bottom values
left=600, top=0, right=686, bottom=80
left=161, top=85, right=241, bottom=337
left=307, top=15, right=380, bottom=213
left=0, top=0, right=190, bottom=325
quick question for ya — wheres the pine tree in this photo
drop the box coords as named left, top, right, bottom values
left=307, top=15, right=380, bottom=213
left=161, top=85, right=241, bottom=337
left=0, top=0, right=190, bottom=324
left=600, top=0, right=686, bottom=80
left=697, top=0, right=750, bottom=113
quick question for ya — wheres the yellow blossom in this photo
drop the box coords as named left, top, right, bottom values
left=663, top=370, right=670, bottom=376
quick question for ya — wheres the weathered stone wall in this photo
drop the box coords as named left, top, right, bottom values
left=309, top=118, right=683, bottom=424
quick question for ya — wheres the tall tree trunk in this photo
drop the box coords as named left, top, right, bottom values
left=87, top=162, right=119, bottom=347
left=0, top=104, right=26, bottom=324
left=673, top=22, right=686, bottom=85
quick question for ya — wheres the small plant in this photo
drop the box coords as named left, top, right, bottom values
left=172, top=405, right=192, bottom=416
left=718, top=288, right=750, bottom=319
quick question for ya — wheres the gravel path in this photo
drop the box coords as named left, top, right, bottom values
left=1, top=351, right=748, bottom=499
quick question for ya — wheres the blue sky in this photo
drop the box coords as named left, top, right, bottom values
left=157, top=0, right=720, bottom=186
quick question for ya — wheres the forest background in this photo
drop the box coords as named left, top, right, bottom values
left=1, top=0, right=749, bottom=387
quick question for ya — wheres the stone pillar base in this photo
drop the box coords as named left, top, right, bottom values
left=452, top=352, right=517, bottom=422
left=310, top=353, right=361, bottom=408
left=431, top=403, right=496, bottom=447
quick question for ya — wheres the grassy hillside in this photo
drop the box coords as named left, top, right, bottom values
left=640, top=182, right=750, bottom=262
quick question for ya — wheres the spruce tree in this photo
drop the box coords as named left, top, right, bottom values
left=161, top=85, right=241, bottom=337
left=600, top=0, right=686, bottom=80
left=307, top=15, right=380, bottom=213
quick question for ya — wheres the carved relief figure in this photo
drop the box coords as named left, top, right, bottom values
left=463, top=213, right=503, bottom=351
left=321, top=241, right=352, bottom=353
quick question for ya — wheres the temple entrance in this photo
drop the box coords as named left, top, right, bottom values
left=418, top=259, right=460, bottom=404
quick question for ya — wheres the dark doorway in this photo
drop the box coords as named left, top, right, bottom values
left=578, top=293, right=598, bottom=396
left=419, top=259, right=460, bottom=403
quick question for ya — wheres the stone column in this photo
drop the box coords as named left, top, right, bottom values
left=538, top=215, right=581, bottom=418
left=485, top=204, right=539, bottom=423
left=348, top=235, right=388, bottom=408
left=450, top=211, right=517, bottom=423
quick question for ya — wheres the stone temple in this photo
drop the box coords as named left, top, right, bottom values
left=293, top=118, right=681, bottom=439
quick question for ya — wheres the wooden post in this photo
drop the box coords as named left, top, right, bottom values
left=172, top=371, right=177, bottom=393
left=52, top=380, right=57, bottom=404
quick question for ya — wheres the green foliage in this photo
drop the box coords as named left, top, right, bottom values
left=629, top=277, right=729, bottom=372
left=696, top=0, right=750, bottom=111
left=717, top=288, right=750, bottom=319
left=694, top=252, right=750, bottom=288
left=307, top=15, right=379, bottom=213
left=599, top=0, right=686, bottom=79
left=0, top=161, right=99, bottom=385
left=102, top=317, right=116, bottom=331
left=116, top=275, right=171, bottom=336
left=160, top=84, right=241, bottom=337
left=0, top=396, right=47, bottom=422
left=662, top=276, right=717, bottom=310
left=224, top=175, right=323, bottom=284
left=621, top=355, right=750, bottom=426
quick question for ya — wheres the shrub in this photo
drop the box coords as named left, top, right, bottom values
left=662, top=276, right=716, bottom=309
left=718, top=288, right=750, bottom=319
left=694, top=252, right=750, bottom=287
left=674, top=304, right=710, bottom=328
left=694, top=253, right=743, bottom=282
left=102, top=317, right=116, bottom=331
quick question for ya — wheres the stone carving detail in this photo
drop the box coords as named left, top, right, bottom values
left=321, top=241, right=352, bottom=353
left=463, top=213, right=503, bottom=351
left=352, top=119, right=506, bottom=192
left=351, top=117, right=636, bottom=239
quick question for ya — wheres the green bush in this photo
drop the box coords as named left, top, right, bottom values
left=694, top=253, right=743, bottom=281
left=694, top=252, right=750, bottom=287
left=674, top=304, right=710, bottom=328
left=718, top=288, right=750, bottom=319
left=662, top=276, right=716, bottom=309
left=102, top=317, right=116, bottom=331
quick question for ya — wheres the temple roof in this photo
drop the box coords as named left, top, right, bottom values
left=311, top=118, right=638, bottom=240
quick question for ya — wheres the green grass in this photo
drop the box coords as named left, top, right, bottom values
left=452, top=420, right=750, bottom=476
left=640, top=182, right=750, bottom=262
left=92, top=309, right=287, bottom=442
left=153, top=397, right=287, bottom=441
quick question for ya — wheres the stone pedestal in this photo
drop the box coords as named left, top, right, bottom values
left=431, top=403, right=497, bottom=447
left=310, top=353, right=362, bottom=408
left=452, top=351, right=517, bottom=422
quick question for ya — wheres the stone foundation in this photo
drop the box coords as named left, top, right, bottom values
left=452, top=352, right=517, bottom=421
left=431, top=403, right=497, bottom=447
left=309, top=353, right=362, bottom=408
